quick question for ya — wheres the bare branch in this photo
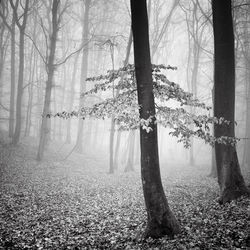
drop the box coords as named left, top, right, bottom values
left=0, top=102, right=9, bottom=111
left=24, top=31, right=47, bottom=65
left=54, top=37, right=92, bottom=67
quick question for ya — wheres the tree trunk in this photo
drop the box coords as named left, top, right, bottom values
left=12, top=0, right=29, bottom=145
left=242, top=17, right=250, bottom=168
left=12, top=29, right=25, bottom=144
left=130, top=0, right=180, bottom=238
left=108, top=117, right=115, bottom=174
left=212, top=0, right=249, bottom=204
left=209, top=87, right=217, bottom=177
left=66, top=53, right=79, bottom=144
left=75, top=0, right=90, bottom=153
left=113, top=29, right=133, bottom=171
left=243, top=65, right=250, bottom=167
left=25, top=34, right=36, bottom=137
left=124, top=130, right=135, bottom=172
left=37, top=0, right=59, bottom=160
left=9, top=11, right=16, bottom=137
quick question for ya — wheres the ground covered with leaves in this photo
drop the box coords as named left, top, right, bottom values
left=0, top=135, right=249, bottom=249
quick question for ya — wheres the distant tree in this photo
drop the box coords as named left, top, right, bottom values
left=150, top=0, right=179, bottom=61
left=212, top=0, right=249, bottom=203
left=10, top=0, right=29, bottom=145
left=124, top=129, right=135, bottom=172
left=24, top=13, right=38, bottom=137
left=66, top=53, right=80, bottom=144
left=0, top=2, right=9, bottom=100
left=37, top=0, right=60, bottom=160
left=113, top=29, right=133, bottom=171
left=130, top=0, right=180, bottom=238
left=74, top=0, right=91, bottom=153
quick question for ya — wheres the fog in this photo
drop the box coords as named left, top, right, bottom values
left=0, top=0, right=249, bottom=248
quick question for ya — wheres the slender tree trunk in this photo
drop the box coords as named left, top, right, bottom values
left=212, top=0, right=249, bottom=204
left=9, top=20, right=15, bottom=137
left=12, top=0, right=29, bottom=145
left=189, top=44, right=200, bottom=166
left=209, top=87, right=217, bottom=177
left=37, top=0, right=59, bottom=160
left=113, top=28, right=133, bottom=171
left=66, top=53, right=79, bottom=144
left=12, top=30, right=25, bottom=144
left=130, top=0, right=180, bottom=238
left=124, top=130, right=135, bottom=172
left=108, top=118, right=115, bottom=173
left=151, top=0, right=179, bottom=60
left=25, top=38, right=36, bottom=136
left=75, top=0, right=90, bottom=153
left=58, top=64, right=66, bottom=141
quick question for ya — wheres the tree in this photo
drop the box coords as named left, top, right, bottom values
left=66, top=53, right=80, bottom=144
left=130, top=0, right=180, bottom=238
left=74, top=0, right=91, bottom=153
left=37, top=0, right=60, bottom=160
left=10, top=0, right=29, bottom=145
left=212, top=0, right=249, bottom=203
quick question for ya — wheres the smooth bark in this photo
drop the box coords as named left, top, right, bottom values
left=212, top=0, right=249, bottom=203
left=131, top=0, right=180, bottom=238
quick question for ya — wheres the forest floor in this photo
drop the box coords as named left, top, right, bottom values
left=0, top=133, right=250, bottom=250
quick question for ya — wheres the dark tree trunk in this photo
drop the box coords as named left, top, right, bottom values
left=212, top=0, right=249, bottom=204
left=37, top=0, right=59, bottom=160
left=130, top=0, right=180, bottom=238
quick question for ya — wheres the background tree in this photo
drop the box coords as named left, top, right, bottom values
left=10, top=0, right=29, bottom=145
left=37, top=0, right=60, bottom=160
left=74, top=0, right=91, bottom=153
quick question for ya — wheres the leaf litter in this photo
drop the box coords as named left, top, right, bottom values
left=0, top=137, right=249, bottom=249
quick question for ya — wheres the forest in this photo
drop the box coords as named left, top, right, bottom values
left=0, top=0, right=250, bottom=249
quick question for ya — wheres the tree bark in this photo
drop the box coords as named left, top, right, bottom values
left=212, top=0, right=249, bottom=203
left=37, top=0, right=59, bottom=160
left=130, top=0, right=180, bottom=238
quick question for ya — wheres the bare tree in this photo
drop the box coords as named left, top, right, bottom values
left=10, top=0, right=29, bottom=145
left=37, top=0, right=60, bottom=160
